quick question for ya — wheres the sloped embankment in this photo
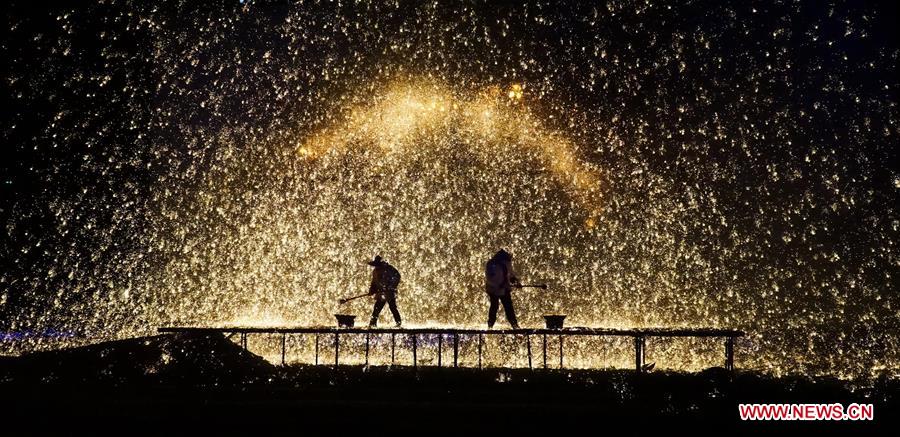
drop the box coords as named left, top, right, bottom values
left=0, top=333, right=274, bottom=386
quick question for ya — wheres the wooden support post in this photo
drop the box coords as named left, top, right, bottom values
left=478, top=334, right=483, bottom=369
left=634, top=336, right=644, bottom=372
left=281, top=333, right=286, bottom=366
left=314, top=334, right=319, bottom=365
left=725, top=336, right=735, bottom=371
left=559, top=334, right=564, bottom=369
left=453, top=333, right=459, bottom=367
left=542, top=333, right=548, bottom=369
left=526, top=334, right=532, bottom=370
left=438, top=335, right=443, bottom=368
left=365, top=333, right=370, bottom=366
left=412, top=334, right=418, bottom=369
left=391, top=333, right=396, bottom=365
left=334, top=332, right=339, bottom=367
left=643, top=337, right=647, bottom=369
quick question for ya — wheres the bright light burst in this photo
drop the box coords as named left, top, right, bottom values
left=297, top=79, right=603, bottom=223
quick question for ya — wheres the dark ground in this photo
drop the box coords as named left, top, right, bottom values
left=0, top=333, right=895, bottom=435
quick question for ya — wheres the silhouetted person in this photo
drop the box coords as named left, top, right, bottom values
left=367, top=255, right=402, bottom=327
left=485, top=249, right=520, bottom=329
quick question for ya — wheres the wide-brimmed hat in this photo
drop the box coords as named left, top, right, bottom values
left=367, top=255, right=384, bottom=266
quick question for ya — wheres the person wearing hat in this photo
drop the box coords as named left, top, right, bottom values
left=484, top=249, right=520, bottom=329
left=367, top=255, right=403, bottom=328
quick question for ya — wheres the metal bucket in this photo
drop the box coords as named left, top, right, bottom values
left=543, top=315, right=566, bottom=329
left=334, top=314, right=356, bottom=328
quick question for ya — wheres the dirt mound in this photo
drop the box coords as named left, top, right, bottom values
left=0, top=333, right=273, bottom=386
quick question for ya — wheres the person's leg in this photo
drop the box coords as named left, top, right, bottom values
left=387, top=293, right=402, bottom=326
left=370, top=295, right=386, bottom=327
left=487, top=295, right=500, bottom=328
left=500, top=294, right=519, bottom=329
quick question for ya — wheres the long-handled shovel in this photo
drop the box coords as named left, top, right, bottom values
left=514, top=283, right=548, bottom=290
left=338, top=292, right=373, bottom=305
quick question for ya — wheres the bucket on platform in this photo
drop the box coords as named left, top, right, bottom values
left=543, top=315, right=566, bottom=329
left=334, top=314, right=356, bottom=328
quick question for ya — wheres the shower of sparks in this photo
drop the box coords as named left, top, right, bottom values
left=296, top=79, right=604, bottom=224
left=1, top=1, right=898, bottom=379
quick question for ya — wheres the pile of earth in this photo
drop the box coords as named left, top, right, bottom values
left=0, top=332, right=274, bottom=386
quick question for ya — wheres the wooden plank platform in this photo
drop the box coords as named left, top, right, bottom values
left=158, top=325, right=745, bottom=372
left=158, top=326, right=744, bottom=337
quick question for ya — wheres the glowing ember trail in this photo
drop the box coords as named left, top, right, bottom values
left=1, top=1, right=897, bottom=380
